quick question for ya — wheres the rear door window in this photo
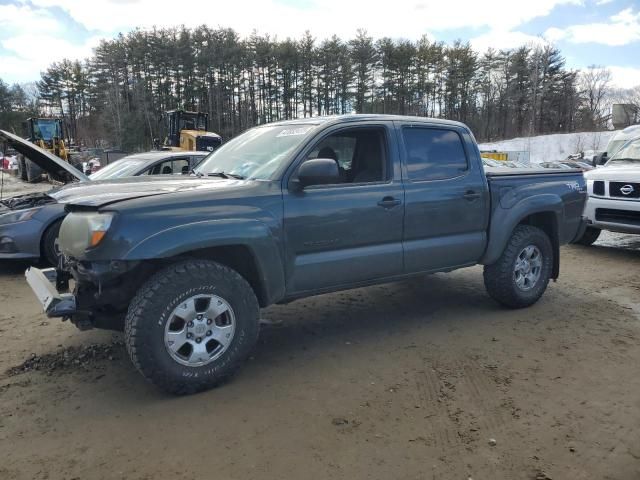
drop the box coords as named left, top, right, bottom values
left=402, top=128, right=468, bottom=181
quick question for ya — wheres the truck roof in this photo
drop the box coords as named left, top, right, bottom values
left=263, top=114, right=468, bottom=129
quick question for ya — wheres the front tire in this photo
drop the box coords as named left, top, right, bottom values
left=573, top=227, right=601, bottom=246
left=42, top=220, right=62, bottom=266
left=124, top=259, right=260, bottom=395
left=483, top=225, right=553, bottom=309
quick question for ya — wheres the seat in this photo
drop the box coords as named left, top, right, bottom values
left=318, top=146, right=338, bottom=161
left=161, top=165, right=173, bottom=174
left=353, top=135, right=383, bottom=183
left=316, top=146, right=345, bottom=183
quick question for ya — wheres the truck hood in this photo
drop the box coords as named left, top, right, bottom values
left=0, top=129, right=89, bottom=183
left=50, top=175, right=244, bottom=208
left=585, top=163, right=640, bottom=182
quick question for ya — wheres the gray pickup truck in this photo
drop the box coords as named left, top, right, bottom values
left=24, top=115, right=587, bottom=394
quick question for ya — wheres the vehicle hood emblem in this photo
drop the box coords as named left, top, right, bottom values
left=620, top=184, right=635, bottom=195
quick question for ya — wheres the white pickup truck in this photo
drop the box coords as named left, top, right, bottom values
left=576, top=137, right=640, bottom=245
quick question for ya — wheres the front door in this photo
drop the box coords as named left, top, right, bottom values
left=283, top=124, right=404, bottom=294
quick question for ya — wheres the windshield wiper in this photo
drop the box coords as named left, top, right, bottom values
left=207, top=172, right=245, bottom=179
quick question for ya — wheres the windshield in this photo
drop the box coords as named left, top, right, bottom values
left=90, top=157, right=146, bottom=180
left=194, top=124, right=316, bottom=180
left=607, top=139, right=640, bottom=165
left=33, top=119, right=62, bottom=141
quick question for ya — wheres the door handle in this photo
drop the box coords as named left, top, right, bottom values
left=377, top=196, right=402, bottom=208
left=463, top=190, right=481, bottom=201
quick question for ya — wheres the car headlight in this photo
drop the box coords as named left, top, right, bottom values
left=0, top=208, right=39, bottom=225
left=86, top=213, right=114, bottom=248
left=60, top=212, right=114, bottom=255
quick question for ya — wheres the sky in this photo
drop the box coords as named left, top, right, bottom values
left=0, top=0, right=639, bottom=88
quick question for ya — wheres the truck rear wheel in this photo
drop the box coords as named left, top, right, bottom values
left=573, top=227, right=601, bottom=246
left=124, top=259, right=260, bottom=395
left=483, top=225, right=553, bottom=309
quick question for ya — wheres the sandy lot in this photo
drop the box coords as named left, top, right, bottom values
left=0, top=173, right=53, bottom=197
left=0, top=232, right=639, bottom=480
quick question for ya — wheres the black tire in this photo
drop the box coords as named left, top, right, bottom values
left=124, top=259, right=260, bottom=395
left=25, top=158, right=43, bottom=183
left=483, top=225, right=553, bottom=309
left=42, top=220, right=62, bottom=266
left=572, top=227, right=601, bottom=246
left=17, top=155, right=28, bottom=181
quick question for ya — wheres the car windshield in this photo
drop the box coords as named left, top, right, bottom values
left=194, top=124, right=316, bottom=180
left=605, top=139, right=627, bottom=158
left=90, top=157, right=146, bottom=179
left=607, top=139, right=640, bottom=165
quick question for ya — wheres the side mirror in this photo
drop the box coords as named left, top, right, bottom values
left=593, top=152, right=608, bottom=167
left=296, top=158, right=341, bottom=188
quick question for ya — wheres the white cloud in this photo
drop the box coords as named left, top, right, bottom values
left=543, top=7, right=640, bottom=46
left=0, top=3, right=62, bottom=35
left=20, top=0, right=581, bottom=39
left=544, top=26, right=567, bottom=42
left=471, top=29, right=549, bottom=52
left=2, top=34, right=101, bottom=63
left=608, top=66, right=640, bottom=89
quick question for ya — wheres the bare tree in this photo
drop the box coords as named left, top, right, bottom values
left=579, top=65, right=612, bottom=130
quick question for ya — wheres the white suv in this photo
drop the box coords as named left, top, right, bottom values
left=576, top=138, right=640, bottom=245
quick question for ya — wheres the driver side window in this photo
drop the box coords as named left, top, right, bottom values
left=303, top=127, right=388, bottom=185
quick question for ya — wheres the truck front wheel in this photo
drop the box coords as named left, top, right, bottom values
left=124, top=259, right=260, bottom=395
left=483, top=225, right=553, bottom=308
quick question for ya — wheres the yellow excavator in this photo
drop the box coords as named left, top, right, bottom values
left=18, top=117, right=69, bottom=182
left=163, top=110, right=222, bottom=152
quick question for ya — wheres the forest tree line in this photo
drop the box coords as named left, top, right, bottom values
left=0, top=26, right=635, bottom=152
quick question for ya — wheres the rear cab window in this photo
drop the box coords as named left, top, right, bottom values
left=402, top=127, right=469, bottom=181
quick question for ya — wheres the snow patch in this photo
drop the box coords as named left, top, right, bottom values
left=479, top=131, right=618, bottom=164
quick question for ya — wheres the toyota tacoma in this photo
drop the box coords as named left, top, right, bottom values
left=23, top=115, right=587, bottom=394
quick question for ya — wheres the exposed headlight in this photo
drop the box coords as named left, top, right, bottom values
left=0, top=208, right=39, bottom=225
left=60, top=212, right=114, bottom=254
left=86, top=213, right=114, bottom=248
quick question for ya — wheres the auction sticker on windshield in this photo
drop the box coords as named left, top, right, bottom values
left=276, top=126, right=313, bottom=137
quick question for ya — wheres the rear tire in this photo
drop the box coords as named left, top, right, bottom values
left=573, top=227, right=601, bottom=246
left=483, top=225, right=553, bottom=309
left=25, top=158, right=43, bottom=183
left=42, top=220, right=62, bottom=266
left=124, top=259, right=260, bottom=395
left=17, top=155, right=28, bottom=181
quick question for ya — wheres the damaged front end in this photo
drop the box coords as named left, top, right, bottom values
left=25, top=256, right=153, bottom=332
left=0, top=191, right=56, bottom=211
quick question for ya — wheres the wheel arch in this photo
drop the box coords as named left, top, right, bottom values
left=482, top=194, right=562, bottom=279
left=122, top=219, right=286, bottom=307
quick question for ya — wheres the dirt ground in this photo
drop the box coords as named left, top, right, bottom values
left=0, top=173, right=53, bottom=197
left=0, top=232, right=639, bottom=480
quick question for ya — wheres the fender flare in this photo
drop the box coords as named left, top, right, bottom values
left=124, top=218, right=286, bottom=305
left=481, top=193, right=563, bottom=270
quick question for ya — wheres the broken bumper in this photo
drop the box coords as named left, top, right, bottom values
left=25, top=267, right=76, bottom=318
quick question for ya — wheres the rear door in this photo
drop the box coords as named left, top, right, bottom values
left=399, top=123, right=489, bottom=273
left=282, top=122, right=405, bottom=294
